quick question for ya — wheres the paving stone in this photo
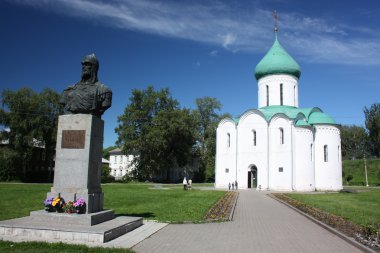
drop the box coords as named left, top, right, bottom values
left=133, top=190, right=364, bottom=253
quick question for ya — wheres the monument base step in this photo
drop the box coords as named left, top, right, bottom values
left=0, top=214, right=143, bottom=243
left=30, top=209, right=115, bottom=226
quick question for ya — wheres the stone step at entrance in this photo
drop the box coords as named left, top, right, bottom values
left=0, top=213, right=143, bottom=243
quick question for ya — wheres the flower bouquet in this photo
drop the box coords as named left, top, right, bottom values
left=52, top=197, right=65, bottom=213
left=44, top=197, right=55, bottom=212
left=73, top=198, right=86, bottom=214
left=63, top=201, right=75, bottom=213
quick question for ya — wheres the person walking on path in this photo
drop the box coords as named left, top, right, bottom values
left=235, top=180, right=238, bottom=190
left=231, top=182, right=234, bottom=190
left=228, top=182, right=231, bottom=190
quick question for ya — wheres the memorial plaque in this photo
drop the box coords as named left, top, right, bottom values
left=62, top=130, right=85, bottom=149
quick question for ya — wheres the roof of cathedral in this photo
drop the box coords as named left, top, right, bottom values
left=258, top=106, right=336, bottom=125
left=254, top=32, right=301, bottom=80
left=220, top=106, right=337, bottom=127
left=307, top=111, right=336, bottom=125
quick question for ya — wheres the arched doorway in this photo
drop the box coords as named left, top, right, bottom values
left=248, top=165, right=258, bottom=189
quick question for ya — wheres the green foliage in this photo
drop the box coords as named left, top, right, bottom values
left=364, top=103, right=380, bottom=157
left=120, top=173, right=134, bottom=183
left=101, top=164, right=114, bottom=183
left=286, top=188, right=380, bottom=228
left=345, top=174, right=353, bottom=184
left=0, top=147, right=18, bottom=181
left=115, top=86, right=196, bottom=182
left=102, top=146, right=116, bottom=159
left=0, top=88, right=62, bottom=181
left=0, top=240, right=134, bottom=253
left=340, top=125, right=369, bottom=160
left=343, top=159, right=380, bottom=186
left=192, top=97, right=225, bottom=182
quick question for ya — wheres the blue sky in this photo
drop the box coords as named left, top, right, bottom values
left=1, top=0, right=379, bottom=148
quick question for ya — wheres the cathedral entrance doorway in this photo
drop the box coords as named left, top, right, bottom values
left=248, top=165, right=258, bottom=189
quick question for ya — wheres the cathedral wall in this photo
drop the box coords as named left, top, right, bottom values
left=293, top=126, right=315, bottom=191
left=215, top=120, right=237, bottom=189
left=258, top=74, right=299, bottom=108
left=236, top=112, right=268, bottom=189
left=268, top=116, right=293, bottom=190
left=314, top=125, right=342, bottom=191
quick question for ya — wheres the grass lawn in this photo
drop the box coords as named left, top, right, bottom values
left=286, top=187, right=380, bottom=227
left=0, top=241, right=134, bottom=253
left=0, top=183, right=225, bottom=223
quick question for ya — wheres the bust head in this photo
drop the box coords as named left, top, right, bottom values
left=60, top=54, right=112, bottom=118
left=81, top=54, right=99, bottom=84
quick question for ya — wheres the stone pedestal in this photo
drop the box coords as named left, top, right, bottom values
left=48, top=114, right=104, bottom=213
left=0, top=114, right=143, bottom=244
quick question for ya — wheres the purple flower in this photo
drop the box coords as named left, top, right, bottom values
left=44, top=197, right=54, bottom=206
left=74, top=198, right=86, bottom=207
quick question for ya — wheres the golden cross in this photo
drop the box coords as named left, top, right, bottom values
left=273, top=10, right=278, bottom=32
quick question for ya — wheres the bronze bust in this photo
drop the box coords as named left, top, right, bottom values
left=60, top=54, right=112, bottom=118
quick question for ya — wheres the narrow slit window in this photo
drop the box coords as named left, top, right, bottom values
left=338, top=145, right=340, bottom=161
left=310, top=144, right=313, bottom=161
left=294, top=85, right=296, bottom=105
left=280, top=83, right=283, bottom=105
left=266, top=85, right=269, bottom=106
left=324, top=145, right=328, bottom=162
left=253, top=130, right=257, bottom=146
left=227, top=133, right=230, bottom=148
left=280, top=128, right=284, bottom=144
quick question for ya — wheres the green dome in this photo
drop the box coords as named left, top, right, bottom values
left=255, top=33, right=301, bottom=80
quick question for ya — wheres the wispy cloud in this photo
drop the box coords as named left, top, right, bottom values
left=209, top=50, right=219, bottom=57
left=11, top=0, right=380, bottom=65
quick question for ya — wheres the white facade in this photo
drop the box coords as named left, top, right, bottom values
left=215, top=38, right=343, bottom=191
left=108, top=148, right=135, bottom=180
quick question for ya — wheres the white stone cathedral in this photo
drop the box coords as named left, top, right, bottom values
left=215, top=28, right=342, bottom=191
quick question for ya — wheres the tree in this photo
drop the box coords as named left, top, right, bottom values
left=103, top=146, right=117, bottom=160
left=192, top=97, right=225, bottom=182
left=340, top=125, right=369, bottom=160
left=115, top=86, right=196, bottom=182
left=364, top=103, right=380, bottom=157
left=0, top=87, right=62, bottom=181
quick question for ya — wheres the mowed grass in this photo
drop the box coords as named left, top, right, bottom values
left=103, top=183, right=225, bottom=222
left=0, top=183, right=225, bottom=223
left=286, top=187, right=380, bottom=227
left=0, top=241, right=134, bottom=253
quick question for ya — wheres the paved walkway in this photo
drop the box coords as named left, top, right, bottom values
left=133, top=190, right=363, bottom=253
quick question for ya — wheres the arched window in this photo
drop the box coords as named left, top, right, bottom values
left=324, top=145, right=328, bottom=162
left=266, top=85, right=269, bottom=106
left=252, top=130, right=257, bottom=146
left=280, top=83, right=283, bottom=105
left=279, top=128, right=284, bottom=144
left=294, top=85, right=296, bottom=105
left=227, top=133, right=230, bottom=148
left=310, top=144, right=313, bottom=161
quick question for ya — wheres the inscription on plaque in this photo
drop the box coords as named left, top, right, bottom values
left=62, top=130, right=86, bottom=149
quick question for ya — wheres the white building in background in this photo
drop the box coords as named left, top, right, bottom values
left=215, top=27, right=342, bottom=191
left=108, top=148, right=135, bottom=180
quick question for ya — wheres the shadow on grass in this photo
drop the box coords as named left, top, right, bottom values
left=115, top=212, right=155, bottom=219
